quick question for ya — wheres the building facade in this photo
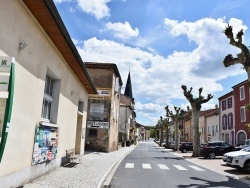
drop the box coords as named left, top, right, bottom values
left=205, top=108, right=220, bottom=142
left=219, top=91, right=235, bottom=146
left=0, top=1, right=97, bottom=187
left=85, top=62, right=122, bottom=152
left=118, top=71, right=136, bottom=145
left=233, top=80, right=250, bottom=145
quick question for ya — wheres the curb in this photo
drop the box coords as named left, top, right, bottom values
left=97, top=144, right=137, bottom=188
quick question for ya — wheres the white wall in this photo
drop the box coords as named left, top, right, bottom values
left=0, top=1, right=89, bottom=186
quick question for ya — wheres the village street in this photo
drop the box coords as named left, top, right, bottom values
left=22, top=139, right=250, bottom=188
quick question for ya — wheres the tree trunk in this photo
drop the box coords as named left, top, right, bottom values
left=160, top=126, right=164, bottom=146
left=192, top=109, right=201, bottom=157
left=165, top=126, right=169, bottom=148
left=174, top=120, right=179, bottom=151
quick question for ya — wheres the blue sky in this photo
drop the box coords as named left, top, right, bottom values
left=54, top=0, right=249, bottom=126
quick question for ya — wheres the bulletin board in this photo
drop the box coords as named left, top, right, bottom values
left=32, top=125, right=59, bottom=165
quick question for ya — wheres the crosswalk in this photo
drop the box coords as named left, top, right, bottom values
left=124, top=163, right=205, bottom=171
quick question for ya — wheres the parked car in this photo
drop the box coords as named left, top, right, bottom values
left=179, top=142, right=193, bottom=153
left=161, top=141, right=166, bottom=147
left=200, top=141, right=235, bottom=159
left=169, top=142, right=175, bottom=149
left=235, top=139, right=250, bottom=151
left=223, top=146, right=250, bottom=172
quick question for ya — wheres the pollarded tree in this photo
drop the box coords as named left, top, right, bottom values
left=161, top=117, right=172, bottom=148
left=165, top=106, right=184, bottom=151
left=222, top=25, right=250, bottom=129
left=223, top=24, right=250, bottom=80
left=181, top=85, right=213, bottom=157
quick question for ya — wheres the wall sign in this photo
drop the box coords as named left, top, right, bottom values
left=87, top=121, right=109, bottom=129
left=0, top=56, right=15, bottom=162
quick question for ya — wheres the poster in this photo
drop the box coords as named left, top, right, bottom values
left=89, top=103, right=104, bottom=121
left=32, top=125, right=58, bottom=165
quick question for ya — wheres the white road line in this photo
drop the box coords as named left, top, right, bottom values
left=125, top=163, right=134, bottom=168
left=173, top=165, right=187, bottom=170
left=189, top=165, right=205, bottom=171
left=157, top=164, right=169, bottom=170
left=142, top=164, right=152, bottom=169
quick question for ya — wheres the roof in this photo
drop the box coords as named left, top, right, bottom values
left=205, top=108, right=219, bottom=117
left=232, top=79, right=248, bottom=89
left=22, top=0, right=97, bottom=94
left=84, top=62, right=123, bottom=85
left=199, top=109, right=215, bottom=116
left=218, top=91, right=233, bottom=100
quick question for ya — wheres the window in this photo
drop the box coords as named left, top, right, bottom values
left=216, top=125, right=218, bottom=132
left=208, top=126, right=210, bottom=133
left=227, top=97, right=232, bottom=108
left=212, top=126, right=214, bottom=136
left=222, top=100, right=226, bottom=110
left=41, top=75, right=54, bottom=120
left=89, top=129, right=97, bottom=136
left=222, top=114, right=227, bottom=130
left=240, top=106, right=246, bottom=122
left=78, top=102, right=84, bottom=113
left=240, top=86, right=245, bottom=100
left=201, top=127, right=204, bottom=135
left=228, top=113, right=233, bottom=129
left=41, top=73, right=60, bottom=124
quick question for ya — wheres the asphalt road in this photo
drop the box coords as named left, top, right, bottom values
left=108, top=140, right=250, bottom=188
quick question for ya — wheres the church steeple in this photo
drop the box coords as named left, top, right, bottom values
left=124, top=71, right=133, bottom=99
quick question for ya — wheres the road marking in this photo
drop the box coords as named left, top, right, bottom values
left=142, top=164, right=152, bottom=169
left=173, top=165, right=187, bottom=170
left=157, top=164, right=169, bottom=170
left=189, top=165, right=205, bottom=171
left=125, top=163, right=134, bottom=168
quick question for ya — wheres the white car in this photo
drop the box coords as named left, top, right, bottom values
left=223, top=146, right=250, bottom=172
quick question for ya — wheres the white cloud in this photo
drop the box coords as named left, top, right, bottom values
left=105, top=21, right=139, bottom=39
left=76, top=0, right=111, bottom=20
left=76, top=17, right=247, bottom=125
left=72, top=38, right=84, bottom=46
left=53, top=0, right=72, bottom=3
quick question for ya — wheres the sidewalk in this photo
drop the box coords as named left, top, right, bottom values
left=23, top=145, right=136, bottom=188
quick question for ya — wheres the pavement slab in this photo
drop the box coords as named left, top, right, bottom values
left=23, top=146, right=136, bottom=188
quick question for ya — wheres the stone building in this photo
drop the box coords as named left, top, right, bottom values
left=0, top=1, right=97, bottom=187
left=85, top=62, right=123, bottom=152
left=118, top=71, right=136, bottom=145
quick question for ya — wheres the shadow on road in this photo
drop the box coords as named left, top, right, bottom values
left=154, top=156, right=184, bottom=160
left=177, top=176, right=249, bottom=188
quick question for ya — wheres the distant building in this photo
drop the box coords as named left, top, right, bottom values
left=85, top=62, right=123, bottom=152
left=118, top=71, right=136, bottom=144
left=205, top=107, right=220, bottom=142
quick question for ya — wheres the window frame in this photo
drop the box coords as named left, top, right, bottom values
left=227, top=97, right=232, bottom=108
left=222, top=100, right=226, bottom=110
left=240, top=106, right=246, bottom=122
left=41, top=75, right=54, bottom=121
left=240, top=86, right=245, bottom=101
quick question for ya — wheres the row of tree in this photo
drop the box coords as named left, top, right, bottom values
left=155, top=24, right=250, bottom=157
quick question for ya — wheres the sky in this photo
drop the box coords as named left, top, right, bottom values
left=53, top=0, right=250, bottom=126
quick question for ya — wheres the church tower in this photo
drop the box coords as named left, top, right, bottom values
left=124, top=71, right=133, bottom=99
